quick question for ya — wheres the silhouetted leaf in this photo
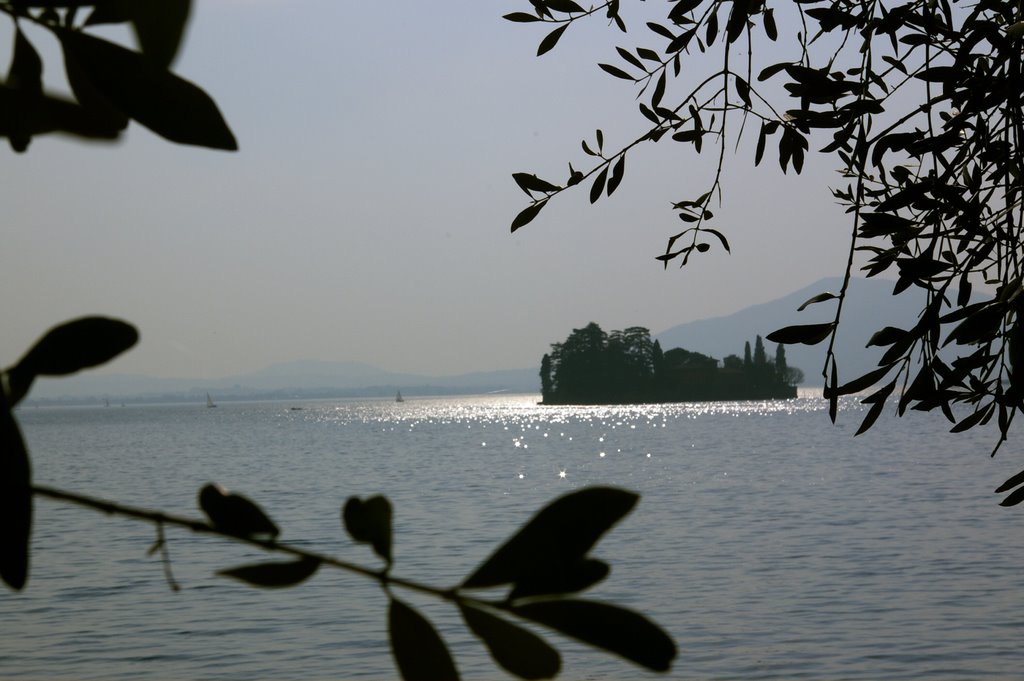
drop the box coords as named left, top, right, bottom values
left=607, top=155, right=625, bottom=196
left=130, top=0, right=192, bottom=68
left=459, top=602, right=561, bottom=679
left=957, top=276, right=973, bottom=309
left=866, top=326, right=907, bottom=347
left=881, top=55, right=907, bottom=74
left=461, top=486, right=637, bottom=589
left=61, top=32, right=131, bottom=132
left=10, top=28, right=42, bottom=95
left=763, top=7, right=777, bottom=39
left=998, top=485, right=1024, bottom=507
left=705, top=8, right=719, bottom=45
left=950, top=403, right=993, bottom=433
left=389, top=597, right=459, bottom=681
left=898, top=364, right=936, bottom=415
left=342, top=495, right=392, bottom=565
left=734, top=75, right=751, bottom=107
left=945, top=305, right=1005, bottom=346
left=616, top=46, right=644, bottom=71
left=84, top=0, right=192, bottom=67
left=198, top=482, right=279, bottom=538
left=537, top=25, right=568, bottom=56
left=512, top=599, right=676, bottom=672
left=0, top=85, right=124, bottom=150
left=590, top=166, right=608, bottom=203
left=599, top=62, right=634, bottom=80
left=797, top=292, right=838, bottom=311
left=755, top=121, right=768, bottom=165
left=84, top=0, right=133, bottom=26
left=704, top=228, right=731, bottom=253
left=725, top=0, right=749, bottom=44
left=825, top=365, right=892, bottom=398
left=0, top=366, right=33, bottom=408
left=646, top=21, right=676, bottom=40
left=547, top=0, right=585, bottom=12
left=995, top=468, right=1024, bottom=493
left=218, top=556, right=321, bottom=588
left=566, top=162, right=584, bottom=186
left=59, top=29, right=236, bottom=150
left=668, top=0, right=703, bottom=21
left=916, top=66, right=958, bottom=83
left=513, top=173, right=561, bottom=195
left=5, top=27, right=44, bottom=148
left=503, top=12, right=543, bottom=22
left=672, top=129, right=703, bottom=143
left=0, top=409, right=31, bottom=591
left=510, top=200, right=547, bottom=232
left=828, top=360, right=839, bottom=423
left=855, top=380, right=896, bottom=435
left=509, top=558, right=609, bottom=600
left=784, top=126, right=807, bottom=173
left=758, top=62, right=789, bottom=82
left=766, top=322, right=834, bottom=345
left=637, top=47, right=661, bottom=62
left=878, top=329, right=918, bottom=366
left=651, top=71, right=666, bottom=107
left=17, top=317, right=138, bottom=379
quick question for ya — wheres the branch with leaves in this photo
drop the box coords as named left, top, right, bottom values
left=0, top=1, right=235, bottom=152
left=505, top=0, right=1024, bottom=498
left=1, top=318, right=677, bottom=680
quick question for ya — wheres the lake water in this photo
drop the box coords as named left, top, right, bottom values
left=2, top=392, right=1023, bottom=679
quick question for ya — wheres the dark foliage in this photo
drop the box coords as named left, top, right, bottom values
left=505, top=0, right=1024, bottom=498
left=0, top=1, right=234, bottom=152
left=543, top=323, right=798, bottom=403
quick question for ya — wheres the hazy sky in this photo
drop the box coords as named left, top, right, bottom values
left=2, top=1, right=856, bottom=379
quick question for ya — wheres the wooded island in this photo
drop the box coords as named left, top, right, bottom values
left=540, top=323, right=801, bottom=405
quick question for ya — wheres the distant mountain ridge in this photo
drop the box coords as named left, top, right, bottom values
left=655, top=276, right=955, bottom=386
left=26, top=277, right=953, bottom=403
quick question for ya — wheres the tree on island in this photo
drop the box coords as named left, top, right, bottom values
left=504, top=0, right=1024, bottom=501
left=542, top=323, right=800, bottom=404
left=0, top=5, right=677, bottom=679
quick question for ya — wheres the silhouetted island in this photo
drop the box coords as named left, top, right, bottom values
left=540, top=323, right=801, bottom=405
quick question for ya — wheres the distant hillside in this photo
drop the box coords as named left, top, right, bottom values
left=655, top=277, right=941, bottom=386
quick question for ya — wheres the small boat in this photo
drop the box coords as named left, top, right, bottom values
left=206, top=393, right=217, bottom=408
left=395, top=390, right=404, bottom=403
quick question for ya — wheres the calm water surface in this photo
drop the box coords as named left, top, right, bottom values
left=2, top=392, right=1023, bottom=679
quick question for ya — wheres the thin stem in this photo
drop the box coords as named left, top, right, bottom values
left=153, top=522, right=180, bottom=591
left=30, top=483, right=552, bottom=623
left=33, top=484, right=439, bottom=597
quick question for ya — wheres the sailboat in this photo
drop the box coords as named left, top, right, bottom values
left=206, top=393, right=217, bottom=408
left=395, top=390, right=404, bottom=403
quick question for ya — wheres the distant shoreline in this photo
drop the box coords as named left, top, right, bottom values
left=21, top=385, right=539, bottom=408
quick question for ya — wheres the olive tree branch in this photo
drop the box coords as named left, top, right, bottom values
left=31, top=483, right=455, bottom=596
left=29, top=483, right=583, bottom=617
